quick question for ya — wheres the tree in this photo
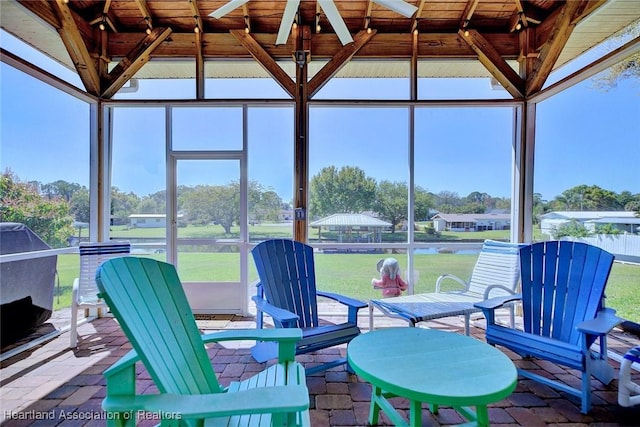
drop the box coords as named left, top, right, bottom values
left=552, top=185, right=620, bottom=211
left=551, top=220, right=590, bottom=239
left=179, top=183, right=240, bottom=234
left=137, top=197, right=162, bottom=214
left=41, top=180, right=82, bottom=203
left=0, top=170, right=74, bottom=247
left=70, top=187, right=90, bottom=223
left=532, top=192, right=547, bottom=224
left=111, top=187, right=141, bottom=225
left=595, top=223, right=622, bottom=235
left=373, top=181, right=408, bottom=233
left=591, top=21, right=640, bottom=92
left=309, top=166, right=376, bottom=217
left=432, top=191, right=462, bottom=213
left=414, top=186, right=433, bottom=221
left=138, top=190, right=167, bottom=214
left=249, top=183, right=283, bottom=224
left=626, top=199, right=640, bottom=216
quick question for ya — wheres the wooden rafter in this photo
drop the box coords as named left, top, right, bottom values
left=50, top=0, right=101, bottom=95
left=525, top=1, right=582, bottom=95
left=242, top=4, right=251, bottom=33
left=460, top=29, right=524, bottom=98
left=229, top=29, right=296, bottom=98
left=88, top=0, right=117, bottom=32
left=509, top=0, right=528, bottom=32
left=308, top=29, right=377, bottom=97
left=133, top=0, right=152, bottom=27
left=364, top=0, right=373, bottom=30
left=102, top=27, right=173, bottom=98
left=187, top=0, right=203, bottom=33
left=459, top=0, right=480, bottom=30
left=411, top=0, right=427, bottom=33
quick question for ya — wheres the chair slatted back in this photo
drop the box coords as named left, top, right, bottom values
left=77, top=242, right=130, bottom=304
left=519, top=241, right=614, bottom=346
left=252, top=239, right=320, bottom=329
left=467, top=239, right=524, bottom=296
left=96, top=257, right=221, bottom=395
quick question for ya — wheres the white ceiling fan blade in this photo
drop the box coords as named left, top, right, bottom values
left=373, top=0, right=418, bottom=18
left=318, top=0, right=353, bottom=45
left=209, top=0, right=250, bottom=19
left=275, top=0, right=301, bottom=45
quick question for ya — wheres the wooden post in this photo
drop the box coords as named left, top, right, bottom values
left=293, top=26, right=310, bottom=243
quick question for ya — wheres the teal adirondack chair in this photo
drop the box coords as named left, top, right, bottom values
left=95, top=257, right=310, bottom=427
left=251, top=239, right=368, bottom=374
left=475, top=241, right=622, bottom=414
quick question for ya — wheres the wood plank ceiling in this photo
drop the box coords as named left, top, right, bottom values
left=15, top=0, right=608, bottom=99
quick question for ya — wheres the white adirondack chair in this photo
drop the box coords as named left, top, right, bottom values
left=369, top=239, right=525, bottom=334
left=69, top=241, right=130, bottom=347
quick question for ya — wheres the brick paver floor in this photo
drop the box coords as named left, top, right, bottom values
left=1, top=306, right=639, bottom=426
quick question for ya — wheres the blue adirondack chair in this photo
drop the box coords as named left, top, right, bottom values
left=95, top=257, right=310, bottom=427
left=475, top=241, right=622, bottom=414
left=251, top=239, right=368, bottom=374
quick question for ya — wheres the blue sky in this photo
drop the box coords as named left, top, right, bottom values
left=1, top=30, right=638, bottom=203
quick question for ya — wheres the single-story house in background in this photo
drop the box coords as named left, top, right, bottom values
left=310, top=213, right=392, bottom=243
left=129, top=214, right=167, bottom=228
left=431, top=213, right=511, bottom=232
left=539, top=211, right=640, bottom=236
left=128, top=213, right=184, bottom=228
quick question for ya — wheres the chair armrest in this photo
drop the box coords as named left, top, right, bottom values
left=577, top=308, right=623, bottom=336
left=201, top=328, right=303, bottom=345
left=251, top=295, right=299, bottom=326
left=203, top=329, right=302, bottom=362
left=103, top=385, right=309, bottom=419
left=106, top=329, right=304, bottom=376
left=435, top=274, right=469, bottom=293
left=483, top=284, right=518, bottom=299
left=103, top=349, right=140, bottom=377
left=316, top=291, right=368, bottom=309
left=474, top=293, right=522, bottom=311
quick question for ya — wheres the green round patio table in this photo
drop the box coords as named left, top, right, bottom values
left=347, top=327, right=517, bottom=427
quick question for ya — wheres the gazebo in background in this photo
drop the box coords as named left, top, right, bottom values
left=310, top=213, right=392, bottom=244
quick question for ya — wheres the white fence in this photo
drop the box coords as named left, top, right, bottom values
left=571, top=234, right=640, bottom=263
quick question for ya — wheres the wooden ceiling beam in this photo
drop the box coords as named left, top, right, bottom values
left=50, top=0, right=101, bottom=96
left=229, top=29, right=296, bottom=98
left=308, top=29, right=377, bottom=97
left=102, top=27, right=173, bottom=98
left=459, top=28, right=524, bottom=98
left=525, top=1, right=582, bottom=96
left=105, top=32, right=519, bottom=59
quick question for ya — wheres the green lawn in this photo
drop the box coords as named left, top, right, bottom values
left=53, top=251, right=639, bottom=323
left=110, top=224, right=529, bottom=242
